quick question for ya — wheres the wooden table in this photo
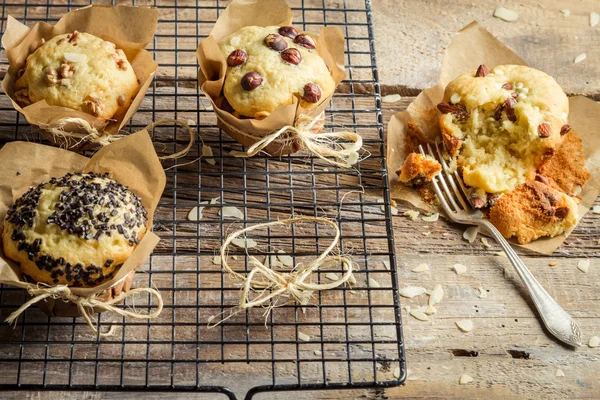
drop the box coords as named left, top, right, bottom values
left=3, top=1, right=600, bottom=399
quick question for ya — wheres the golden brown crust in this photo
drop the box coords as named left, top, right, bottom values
left=398, top=153, right=441, bottom=187
left=403, top=120, right=432, bottom=155
left=489, top=180, right=578, bottom=244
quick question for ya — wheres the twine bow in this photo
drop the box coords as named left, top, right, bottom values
left=5, top=280, right=163, bottom=337
left=226, top=114, right=363, bottom=168
left=212, top=217, right=353, bottom=327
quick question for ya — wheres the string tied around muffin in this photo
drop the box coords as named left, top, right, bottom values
left=225, top=113, right=364, bottom=168
left=5, top=280, right=164, bottom=337
left=208, top=216, right=354, bottom=327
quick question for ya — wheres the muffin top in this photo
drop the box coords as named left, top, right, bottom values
left=13, top=31, right=139, bottom=120
left=438, top=64, right=569, bottom=194
left=2, top=172, right=147, bottom=287
left=218, top=25, right=335, bottom=119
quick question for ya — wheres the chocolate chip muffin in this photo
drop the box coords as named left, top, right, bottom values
left=437, top=64, right=569, bottom=195
left=218, top=25, right=335, bottom=119
left=2, top=172, right=148, bottom=287
left=13, top=31, right=138, bottom=120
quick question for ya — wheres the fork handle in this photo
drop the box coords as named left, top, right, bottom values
left=479, top=220, right=582, bottom=347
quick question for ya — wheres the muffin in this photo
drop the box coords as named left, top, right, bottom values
left=218, top=25, right=336, bottom=119
left=13, top=31, right=139, bottom=120
left=398, top=152, right=441, bottom=187
left=489, top=179, right=578, bottom=244
left=2, top=172, right=148, bottom=287
left=437, top=64, right=569, bottom=194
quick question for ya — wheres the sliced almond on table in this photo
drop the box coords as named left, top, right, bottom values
left=456, top=319, right=474, bottom=332
left=590, top=12, right=600, bottom=27
left=589, top=336, right=600, bottom=348
left=393, top=366, right=401, bottom=379
left=463, top=227, right=478, bottom=243
left=212, top=255, right=221, bottom=265
left=219, top=206, right=244, bottom=219
left=459, top=373, right=474, bottom=385
left=409, top=309, right=430, bottom=322
left=560, top=9, right=570, bottom=17
left=422, top=213, right=439, bottom=222
left=314, top=350, right=322, bottom=356
left=592, top=205, right=600, bottom=214
left=452, top=264, right=467, bottom=275
left=574, top=53, right=587, bottom=64
left=298, top=331, right=310, bottom=342
left=412, top=263, right=429, bottom=273
left=556, top=369, right=565, bottom=377
left=477, top=287, right=487, bottom=299
left=325, top=272, right=340, bottom=282
left=424, top=305, right=437, bottom=315
left=577, top=259, right=590, bottom=273
left=187, top=206, right=204, bottom=221
left=382, top=260, right=391, bottom=270
left=493, top=7, right=518, bottom=22
left=231, top=237, right=257, bottom=249
left=481, top=237, right=491, bottom=248
left=399, top=286, right=427, bottom=298
left=276, top=250, right=294, bottom=267
left=382, top=94, right=401, bottom=103
left=404, top=210, right=420, bottom=220
left=429, top=284, right=444, bottom=306
left=202, top=144, right=216, bottom=165
left=549, top=260, right=558, bottom=267
left=368, top=277, right=381, bottom=288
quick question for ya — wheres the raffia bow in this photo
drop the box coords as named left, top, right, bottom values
left=225, top=114, right=363, bottom=168
left=211, top=217, right=353, bottom=327
left=5, top=279, right=163, bottom=337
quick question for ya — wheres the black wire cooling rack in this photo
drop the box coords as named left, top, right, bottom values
left=0, top=1, right=405, bottom=398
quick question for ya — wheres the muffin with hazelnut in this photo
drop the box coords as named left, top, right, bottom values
left=13, top=31, right=139, bottom=121
left=218, top=25, right=336, bottom=120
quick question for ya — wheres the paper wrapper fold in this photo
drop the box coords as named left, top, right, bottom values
left=387, top=21, right=600, bottom=254
left=196, top=0, right=346, bottom=156
left=0, top=130, right=166, bottom=317
left=1, top=5, right=159, bottom=150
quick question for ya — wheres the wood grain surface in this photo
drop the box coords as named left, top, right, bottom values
left=1, top=1, right=599, bottom=400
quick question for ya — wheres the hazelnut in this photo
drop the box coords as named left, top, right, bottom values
left=241, top=71, right=263, bottom=91
left=227, top=49, right=247, bottom=67
left=278, top=26, right=298, bottom=40
left=302, top=83, right=321, bottom=103
left=264, top=34, right=288, bottom=52
left=475, top=64, right=489, bottom=77
left=537, top=122, right=552, bottom=138
left=281, top=48, right=302, bottom=65
left=560, top=124, right=571, bottom=135
left=294, top=34, right=316, bottom=49
left=504, top=97, right=517, bottom=122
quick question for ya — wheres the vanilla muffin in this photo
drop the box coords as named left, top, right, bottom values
left=13, top=31, right=139, bottom=120
left=437, top=64, right=569, bottom=194
left=489, top=179, right=578, bottom=244
left=2, top=172, right=147, bottom=287
left=218, top=25, right=335, bottom=119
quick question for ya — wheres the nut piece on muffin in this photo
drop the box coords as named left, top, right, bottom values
left=437, top=64, right=569, bottom=194
left=398, top=153, right=441, bottom=187
left=218, top=25, right=335, bottom=119
left=489, top=179, right=578, bottom=244
left=2, top=172, right=148, bottom=287
left=13, top=31, right=139, bottom=120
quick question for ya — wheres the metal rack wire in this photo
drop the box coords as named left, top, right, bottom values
left=0, top=1, right=405, bottom=398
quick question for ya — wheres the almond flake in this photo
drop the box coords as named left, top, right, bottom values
left=422, top=231, right=431, bottom=236
left=429, top=284, right=444, bottom=306
left=369, top=277, right=381, bottom=288
left=404, top=210, right=420, bottom=220
left=589, top=336, right=600, bottom=348
left=231, top=237, right=257, bottom=249
left=399, top=286, right=426, bottom=298
left=452, top=264, right=467, bottom=275
left=201, top=144, right=216, bottom=165
left=210, top=197, right=220, bottom=205
left=383, top=260, right=391, bottom=270
left=422, top=213, right=439, bottom=222
left=592, top=205, right=600, bottom=214
left=187, top=206, right=204, bottom=221
left=478, top=287, right=487, bottom=298
left=409, top=309, right=430, bottom=322
left=63, top=52, right=87, bottom=63
left=298, top=331, right=311, bottom=342
left=456, top=319, right=473, bottom=332
left=591, top=12, right=600, bottom=27
left=219, top=206, right=244, bottom=219
left=463, top=227, right=478, bottom=243
left=493, top=7, right=519, bottom=22
left=207, top=315, right=216, bottom=324
left=494, top=251, right=507, bottom=257
left=382, top=94, right=401, bottom=103
left=212, top=255, right=221, bottom=265
left=459, top=373, right=474, bottom=385
left=393, top=366, right=401, bottom=379
left=345, top=151, right=359, bottom=167
left=577, top=259, right=590, bottom=273
left=556, top=369, right=565, bottom=377
left=549, top=261, right=558, bottom=267
left=412, top=263, right=429, bottom=273
left=390, top=206, right=399, bottom=216
left=481, top=237, right=491, bottom=248
left=574, top=53, right=587, bottom=64
left=232, top=255, right=238, bottom=260
left=325, top=272, right=340, bottom=281
left=560, top=9, right=570, bottom=17
left=314, top=350, right=322, bottom=356
left=276, top=250, right=294, bottom=267
left=424, top=305, right=437, bottom=315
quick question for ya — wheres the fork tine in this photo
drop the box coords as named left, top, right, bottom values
left=454, top=170, right=472, bottom=206
left=418, top=145, right=455, bottom=215
left=433, top=142, right=469, bottom=210
left=426, top=143, right=462, bottom=212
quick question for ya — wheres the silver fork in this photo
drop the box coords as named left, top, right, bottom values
left=420, top=143, right=582, bottom=347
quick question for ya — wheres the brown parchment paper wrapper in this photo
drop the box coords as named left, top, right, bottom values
left=0, top=130, right=166, bottom=317
left=1, top=5, right=159, bottom=150
left=196, top=0, right=346, bottom=156
left=387, top=21, right=600, bottom=255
